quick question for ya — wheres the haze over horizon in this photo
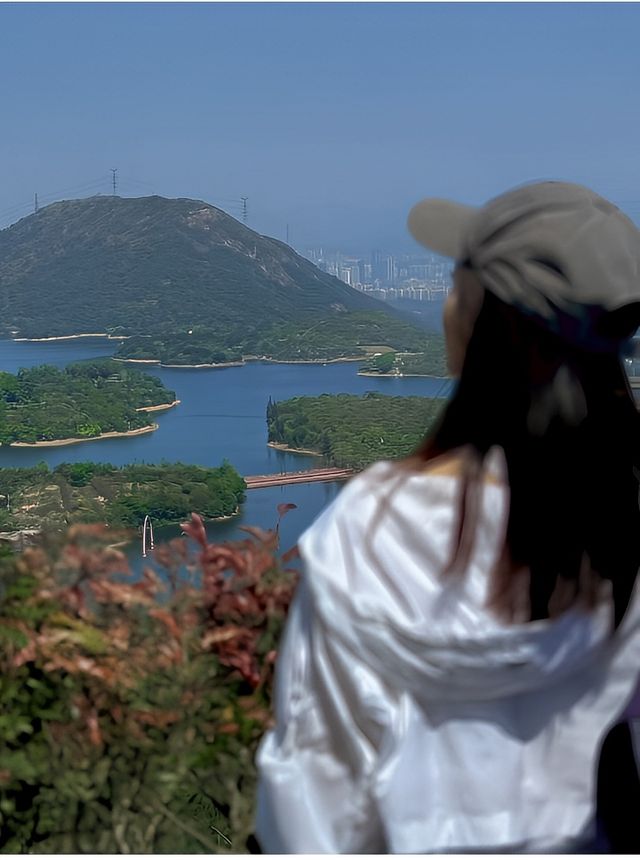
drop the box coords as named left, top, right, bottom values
left=1, top=2, right=639, bottom=252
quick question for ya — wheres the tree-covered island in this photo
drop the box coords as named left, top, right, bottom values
left=0, top=460, right=245, bottom=533
left=267, top=392, right=446, bottom=469
left=0, top=359, right=177, bottom=445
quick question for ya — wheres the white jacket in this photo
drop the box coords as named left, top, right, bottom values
left=256, top=453, right=640, bottom=853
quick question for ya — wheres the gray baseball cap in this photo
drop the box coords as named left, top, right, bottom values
left=408, top=181, right=640, bottom=349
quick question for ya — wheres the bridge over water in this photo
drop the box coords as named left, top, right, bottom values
left=244, top=467, right=355, bottom=489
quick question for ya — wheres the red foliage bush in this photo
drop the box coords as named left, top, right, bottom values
left=0, top=511, right=298, bottom=852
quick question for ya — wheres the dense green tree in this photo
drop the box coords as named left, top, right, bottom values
left=267, top=393, right=446, bottom=469
left=0, top=461, right=245, bottom=532
left=0, top=359, right=175, bottom=445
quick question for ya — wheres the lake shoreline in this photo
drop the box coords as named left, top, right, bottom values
left=9, top=423, right=159, bottom=448
left=210, top=506, right=241, bottom=523
left=13, top=333, right=129, bottom=342
left=1, top=505, right=242, bottom=549
left=357, top=370, right=449, bottom=379
left=136, top=399, right=181, bottom=412
left=267, top=441, right=324, bottom=457
left=9, top=335, right=373, bottom=368
left=0, top=336, right=453, bottom=559
left=113, top=355, right=366, bottom=369
left=260, top=355, right=364, bottom=365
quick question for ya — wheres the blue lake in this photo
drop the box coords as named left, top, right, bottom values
left=0, top=338, right=452, bottom=558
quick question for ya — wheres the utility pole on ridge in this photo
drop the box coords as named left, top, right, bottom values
left=34, top=193, right=38, bottom=214
left=241, top=196, right=248, bottom=224
left=111, top=168, right=118, bottom=196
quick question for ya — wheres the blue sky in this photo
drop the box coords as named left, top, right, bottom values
left=1, top=2, right=639, bottom=251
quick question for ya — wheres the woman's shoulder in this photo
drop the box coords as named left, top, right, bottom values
left=298, top=449, right=507, bottom=593
left=341, top=447, right=506, bottom=499
left=299, top=453, right=470, bottom=554
left=297, top=449, right=511, bottom=652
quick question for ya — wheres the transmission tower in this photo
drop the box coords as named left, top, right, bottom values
left=34, top=193, right=39, bottom=214
left=111, top=168, right=118, bottom=196
left=241, top=196, right=248, bottom=224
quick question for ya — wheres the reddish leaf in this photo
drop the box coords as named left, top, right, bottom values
left=86, top=710, right=103, bottom=747
left=238, top=525, right=276, bottom=543
left=179, top=512, right=208, bottom=548
left=130, top=709, right=181, bottom=728
left=201, top=625, right=247, bottom=648
left=281, top=544, right=300, bottom=563
left=149, top=608, right=182, bottom=640
left=201, top=544, right=247, bottom=574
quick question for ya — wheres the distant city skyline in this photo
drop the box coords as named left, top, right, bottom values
left=301, top=245, right=452, bottom=295
left=1, top=3, right=640, bottom=249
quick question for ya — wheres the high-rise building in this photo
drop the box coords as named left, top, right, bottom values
left=338, top=267, right=352, bottom=286
left=386, top=255, right=397, bottom=285
left=371, top=249, right=386, bottom=283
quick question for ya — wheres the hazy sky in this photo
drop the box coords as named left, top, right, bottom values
left=1, top=2, right=639, bottom=251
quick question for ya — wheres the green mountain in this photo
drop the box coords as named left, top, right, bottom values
left=0, top=195, right=434, bottom=364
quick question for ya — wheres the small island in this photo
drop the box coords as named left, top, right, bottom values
left=0, top=460, right=246, bottom=534
left=267, top=392, right=445, bottom=469
left=0, top=359, right=177, bottom=446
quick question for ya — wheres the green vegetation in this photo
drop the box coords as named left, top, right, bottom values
left=114, top=310, right=434, bottom=365
left=359, top=337, right=448, bottom=377
left=360, top=351, right=397, bottom=373
left=0, top=516, right=296, bottom=851
left=250, top=311, right=430, bottom=361
left=117, top=311, right=433, bottom=364
left=0, top=461, right=245, bottom=533
left=115, top=331, right=243, bottom=366
left=0, top=195, right=433, bottom=363
left=0, top=359, right=175, bottom=445
left=267, top=392, right=446, bottom=468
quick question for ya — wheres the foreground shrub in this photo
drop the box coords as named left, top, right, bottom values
left=0, top=511, right=298, bottom=853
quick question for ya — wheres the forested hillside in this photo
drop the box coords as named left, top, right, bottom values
left=267, top=392, right=445, bottom=468
left=0, top=195, right=431, bottom=363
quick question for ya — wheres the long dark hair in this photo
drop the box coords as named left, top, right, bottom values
left=415, top=287, right=640, bottom=627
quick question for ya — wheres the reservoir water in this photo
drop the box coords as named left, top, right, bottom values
left=0, top=338, right=452, bottom=555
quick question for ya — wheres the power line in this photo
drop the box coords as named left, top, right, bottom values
left=0, top=179, right=110, bottom=228
left=0, top=200, right=34, bottom=221
left=33, top=176, right=110, bottom=202
left=0, top=174, right=255, bottom=231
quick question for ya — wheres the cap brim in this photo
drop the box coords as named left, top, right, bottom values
left=407, top=198, right=477, bottom=260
